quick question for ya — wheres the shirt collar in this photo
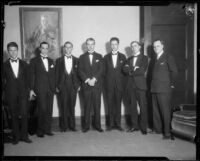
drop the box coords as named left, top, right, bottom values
left=112, top=51, right=118, bottom=55
left=40, top=54, right=48, bottom=58
left=88, top=51, right=95, bottom=54
left=133, top=52, right=140, bottom=57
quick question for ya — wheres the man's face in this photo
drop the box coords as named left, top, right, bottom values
left=131, top=42, right=141, bottom=55
left=110, top=40, right=119, bottom=52
left=86, top=40, right=95, bottom=52
left=64, top=43, right=73, bottom=55
left=8, top=46, right=18, bottom=59
left=153, top=41, right=164, bottom=55
left=40, top=44, right=49, bottom=56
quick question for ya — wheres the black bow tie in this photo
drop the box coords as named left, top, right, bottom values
left=88, top=52, right=94, bottom=55
left=10, top=59, right=18, bottom=63
left=41, top=56, right=47, bottom=60
left=65, top=55, right=72, bottom=59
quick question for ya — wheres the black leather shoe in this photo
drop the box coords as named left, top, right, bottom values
left=21, top=138, right=32, bottom=143
left=37, top=134, right=44, bottom=137
left=126, top=128, right=132, bottom=132
left=70, top=128, right=77, bottom=132
left=141, top=130, right=147, bottom=135
left=96, top=128, right=104, bottom=132
left=130, top=128, right=139, bottom=132
left=163, top=135, right=171, bottom=140
left=45, top=132, right=54, bottom=136
left=116, top=126, right=124, bottom=131
left=82, top=128, right=89, bottom=133
left=12, top=140, right=19, bottom=145
left=106, top=127, right=113, bottom=131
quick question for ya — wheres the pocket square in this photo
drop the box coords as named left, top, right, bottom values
left=96, top=59, right=99, bottom=63
left=50, top=64, right=54, bottom=68
left=160, top=62, right=165, bottom=65
left=125, top=64, right=129, bottom=67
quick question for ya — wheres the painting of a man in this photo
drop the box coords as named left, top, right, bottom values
left=20, top=8, right=61, bottom=61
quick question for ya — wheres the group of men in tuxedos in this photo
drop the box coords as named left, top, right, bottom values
left=2, top=37, right=178, bottom=145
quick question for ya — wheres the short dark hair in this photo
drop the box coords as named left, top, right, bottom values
left=7, top=42, right=18, bottom=50
left=64, top=41, right=73, bottom=47
left=40, top=41, right=49, bottom=48
left=110, top=37, right=119, bottom=44
left=153, top=39, right=165, bottom=46
left=130, top=41, right=142, bottom=47
left=86, top=38, right=95, bottom=44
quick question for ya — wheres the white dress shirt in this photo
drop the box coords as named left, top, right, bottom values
left=133, top=52, right=140, bottom=66
left=157, top=50, right=164, bottom=60
left=64, top=55, right=72, bottom=74
left=10, top=58, right=19, bottom=78
left=41, top=54, right=49, bottom=72
left=88, top=51, right=94, bottom=65
left=112, top=51, right=118, bottom=68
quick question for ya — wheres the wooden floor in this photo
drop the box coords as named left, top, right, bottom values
left=3, top=127, right=196, bottom=160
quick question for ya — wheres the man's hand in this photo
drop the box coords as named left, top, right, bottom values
left=88, top=79, right=95, bottom=86
left=30, top=90, right=36, bottom=100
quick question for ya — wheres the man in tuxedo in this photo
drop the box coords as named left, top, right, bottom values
left=122, top=41, right=148, bottom=134
left=55, top=41, right=80, bottom=132
left=151, top=39, right=178, bottom=139
left=103, top=37, right=126, bottom=131
left=29, top=41, right=56, bottom=137
left=3, top=42, right=32, bottom=144
left=78, top=38, right=104, bottom=133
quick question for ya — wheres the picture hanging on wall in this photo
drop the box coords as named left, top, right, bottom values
left=19, top=7, right=62, bottom=62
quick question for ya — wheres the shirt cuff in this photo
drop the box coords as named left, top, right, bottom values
left=85, top=78, right=90, bottom=83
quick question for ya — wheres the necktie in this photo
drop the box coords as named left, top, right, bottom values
left=10, top=59, right=18, bottom=63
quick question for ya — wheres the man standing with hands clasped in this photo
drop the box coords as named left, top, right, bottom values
left=123, top=41, right=148, bottom=135
left=78, top=38, right=104, bottom=133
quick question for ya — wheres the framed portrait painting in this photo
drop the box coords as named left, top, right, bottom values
left=19, top=7, right=62, bottom=62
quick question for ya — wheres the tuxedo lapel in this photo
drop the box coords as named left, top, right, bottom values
left=17, top=59, right=22, bottom=78
left=7, top=60, right=16, bottom=78
left=135, top=54, right=142, bottom=67
left=116, top=52, right=121, bottom=68
left=38, top=56, right=47, bottom=72
left=129, top=56, right=134, bottom=66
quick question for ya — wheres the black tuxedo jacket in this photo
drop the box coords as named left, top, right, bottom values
left=151, top=52, right=178, bottom=93
left=55, top=55, right=80, bottom=91
left=3, top=59, right=29, bottom=104
left=29, top=56, right=56, bottom=94
left=78, top=51, right=104, bottom=91
left=123, top=54, right=148, bottom=91
left=103, top=52, right=126, bottom=92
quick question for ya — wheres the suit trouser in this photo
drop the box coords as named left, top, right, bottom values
left=152, top=92, right=171, bottom=136
left=83, top=88, right=101, bottom=130
left=127, top=89, right=147, bottom=131
left=59, top=86, right=77, bottom=130
left=8, top=97, right=28, bottom=141
left=37, top=91, right=54, bottom=135
left=107, top=86, right=123, bottom=128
